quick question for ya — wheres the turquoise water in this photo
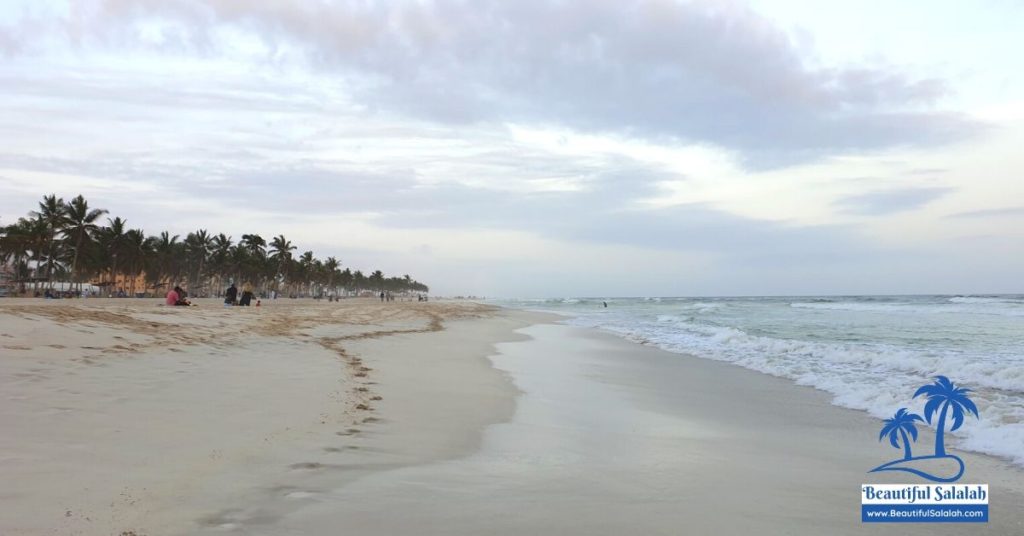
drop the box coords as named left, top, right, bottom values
left=497, top=295, right=1024, bottom=466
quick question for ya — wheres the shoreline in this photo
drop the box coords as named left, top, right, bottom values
left=520, top=303, right=1024, bottom=472
left=261, top=313, right=1024, bottom=535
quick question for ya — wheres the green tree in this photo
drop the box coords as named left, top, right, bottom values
left=61, top=195, right=107, bottom=289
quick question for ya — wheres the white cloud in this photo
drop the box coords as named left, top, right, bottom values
left=0, top=0, right=1021, bottom=295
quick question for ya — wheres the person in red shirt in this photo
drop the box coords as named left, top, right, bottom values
left=166, top=287, right=179, bottom=306
left=166, top=286, right=190, bottom=306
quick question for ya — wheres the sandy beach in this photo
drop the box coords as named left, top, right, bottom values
left=2, top=300, right=1023, bottom=535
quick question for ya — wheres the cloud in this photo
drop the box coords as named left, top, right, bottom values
left=2, top=0, right=985, bottom=168
left=833, top=186, right=954, bottom=215
left=946, top=206, right=1024, bottom=219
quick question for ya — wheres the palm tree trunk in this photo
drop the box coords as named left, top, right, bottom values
left=71, top=232, right=84, bottom=288
left=935, top=403, right=950, bottom=456
left=110, top=255, right=118, bottom=296
left=900, top=428, right=912, bottom=460
left=45, top=231, right=55, bottom=290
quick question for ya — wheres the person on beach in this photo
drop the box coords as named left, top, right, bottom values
left=224, top=283, right=238, bottom=306
left=239, top=283, right=254, bottom=306
left=380, top=291, right=385, bottom=302
left=165, top=286, right=179, bottom=306
left=166, top=286, right=191, bottom=306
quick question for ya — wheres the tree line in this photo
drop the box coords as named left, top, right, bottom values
left=0, top=194, right=429, bottom=298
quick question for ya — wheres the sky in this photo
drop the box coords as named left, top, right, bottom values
left=0, top=0, right=1022, bottom=297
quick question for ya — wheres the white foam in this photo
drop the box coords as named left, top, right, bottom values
left=791, top=300, right=1024, bottom=316
left=567, top=313, right=1024, bottom=467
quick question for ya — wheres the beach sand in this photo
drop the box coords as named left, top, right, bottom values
left=0, top=298, right=528, bottom=535
left=2, top=300, right=1022, bottom=534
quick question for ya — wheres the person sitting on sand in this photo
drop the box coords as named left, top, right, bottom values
left=166, top=286, right=191, bottom=306
left=166, top=286, right=179, bottom=306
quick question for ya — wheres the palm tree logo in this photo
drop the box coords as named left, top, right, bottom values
left=869, top=376, right=980, bottom=483
left=914, top=375, right=980, bottom=457
left=878, top=408, right=923, bottom=460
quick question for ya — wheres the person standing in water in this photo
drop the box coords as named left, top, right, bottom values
left=224, top=283, right=238, bottom=306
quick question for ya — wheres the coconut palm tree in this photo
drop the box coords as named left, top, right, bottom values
left=100, top=217, right=129, bottom=290
left=121, top=229, right=149, bottom=296
left=240, top=234, right=266, bottom=257
left=324, top=256, right=340, bottom=295
left=61, top=195, right=107, bottom=289
left=184, top=229, right=213, bottom=294
left=269, top=235, right=296, bottom=292
left=30, top=194, right=65, bottom=288
left=352, top=270, right=366, bottom=293
left=339, top=267, right=353, bottom=295
left=878, top=408, right=923, bottom=460
left=148, top=231, right=180, bottom=294
left=369, top=270, right=384, bottom=292
left=5, top=195, right=431, bottom=299
left=913, top=376, right=980, bottom=457
left=297, top=251, right=314, bottom=296
left=209, top=233, right=233, bottom=294
left=25, top=215, right=48, bottom=292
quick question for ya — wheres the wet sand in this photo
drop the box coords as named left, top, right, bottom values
left=247, top=322, right=1024, bottom=535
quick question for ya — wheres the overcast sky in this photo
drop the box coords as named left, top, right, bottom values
left=1, top=0, right=1022, bottom=297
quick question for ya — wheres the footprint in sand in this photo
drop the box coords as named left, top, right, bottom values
left=289, top=462, right=325, bottom=470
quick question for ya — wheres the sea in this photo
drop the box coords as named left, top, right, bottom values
left=497, top=295, right=1024, bottom=466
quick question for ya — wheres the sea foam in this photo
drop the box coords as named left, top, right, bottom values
left=504, top=295, right=1024, bottom=467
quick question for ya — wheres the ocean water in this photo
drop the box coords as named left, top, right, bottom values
left=497, top=295, right=1024, bottom=466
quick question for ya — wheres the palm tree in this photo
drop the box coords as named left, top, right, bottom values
left=298, top=251, right=314, bottom=296
left=5, top=196, right=431, bottom=299
left=269, top=235, right=296, bottom=293
left=324, top=256, right=340, bottom=295
left=122, top=229, right=149, bottom=296
left=30, top=194, right=65, bottom=288
left=209, top=234, right=233, bottom=294
left=369, top=270, right=384, bottom=291
left=913, top=376, right=980, bottom=457
left=61, top=195, right=107, bottom=289
left=184, top=229, right=213, bottom=294
left=878, top=408, right=923, bottom=460
left=100, top=217, right=129, bottom=291
left=148, top=231, right=179, bottom=294
left=240, top=234, right=266, bottom=257
left=25, top=215, right=48, bottom=293
left=239, top=234, right=267, bottom=289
